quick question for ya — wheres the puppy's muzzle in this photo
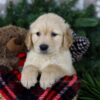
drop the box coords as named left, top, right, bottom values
left=40, top=44, right=48, bottom=53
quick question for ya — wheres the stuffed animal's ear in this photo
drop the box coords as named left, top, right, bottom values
left=63, top=25, right=73, bottom=49
left=6, top=38, right=23, bottom=52
left=25, top=32, right=33, bottom=50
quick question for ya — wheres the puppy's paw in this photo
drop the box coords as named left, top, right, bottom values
left=21, top=73, right=37, bottom=89
left=21, top=65, right=38, bottom=89
left=40, top=65, right=66, bottom=89
left=40, top=72, right=58, bottom=89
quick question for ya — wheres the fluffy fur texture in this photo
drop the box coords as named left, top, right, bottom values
left=21, top=13, right=76, bottom=89
left=0, top=25, right=27, bottom=71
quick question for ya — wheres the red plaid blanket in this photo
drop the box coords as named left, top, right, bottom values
left=0, top=53, right=80, bottom=100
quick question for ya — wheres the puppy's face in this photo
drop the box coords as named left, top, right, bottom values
left=26, top=13, right=73, bottom=54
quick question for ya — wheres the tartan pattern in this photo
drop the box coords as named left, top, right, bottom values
left=0, top=53, right=80, bottom=100
left=0, top=70, right=80, bottom=100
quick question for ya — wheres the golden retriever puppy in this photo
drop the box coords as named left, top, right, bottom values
left=21, top=13, right=76, bottom=89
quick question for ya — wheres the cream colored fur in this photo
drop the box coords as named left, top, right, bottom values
left=21, top=13, right=76, bottom=89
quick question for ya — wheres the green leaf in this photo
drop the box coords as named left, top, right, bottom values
left=75, top=18, right=98, bottom=27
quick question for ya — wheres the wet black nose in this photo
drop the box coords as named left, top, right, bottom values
left=40, top=44, right=48, bottom=51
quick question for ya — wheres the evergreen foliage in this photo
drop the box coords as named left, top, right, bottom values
left=0, top=0, right=100, bottom=99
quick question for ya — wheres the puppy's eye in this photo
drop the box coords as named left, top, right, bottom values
left=51, top=32, right=58, bottom=37
left=36, top=32, right=41, bottom=36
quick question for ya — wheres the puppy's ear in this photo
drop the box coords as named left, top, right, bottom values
left=25, top=32, right=33, bottom=50
left=63, top=24, right=73, bottom=49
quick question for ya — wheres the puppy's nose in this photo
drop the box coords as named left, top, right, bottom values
left=40, top=44, right=48, bottom=51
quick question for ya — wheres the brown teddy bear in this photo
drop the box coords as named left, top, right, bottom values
left=0, top=25, right=28, bottom=72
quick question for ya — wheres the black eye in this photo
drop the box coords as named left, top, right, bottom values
left=51, top=32, right=57, bottom=37
left=36, top=32, right=41, bottom=36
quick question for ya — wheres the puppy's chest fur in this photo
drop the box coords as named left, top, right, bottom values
left=24, top=50, right=75, bottom=75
